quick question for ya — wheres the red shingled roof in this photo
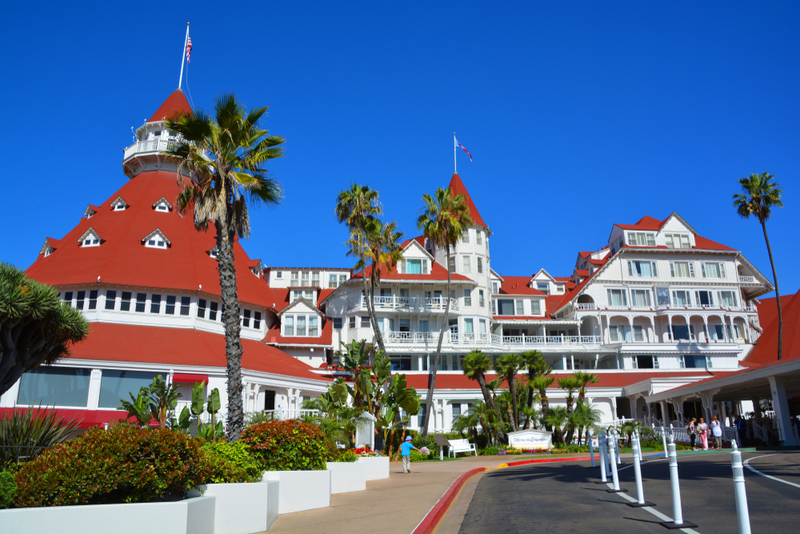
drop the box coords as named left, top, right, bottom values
left=745, top=290, right=800, bottom=365
left=498, top=276, right=545, bottom=296
left=25, top=170, right=276, bottom=308
left=693, top=235, right=736, bottom=251
left=147, top=89, right=192, bottom=123
left=616, top=215, right=665, bottom=231
left=353, top=261, right=473, bottom=283
left=448, top=173, right=488, bottom=229
left=65, top=323, right=330, bottom=381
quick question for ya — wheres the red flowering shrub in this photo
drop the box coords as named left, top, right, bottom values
left=240, top=420, right=327, bottom=471
left=13, top=425, right=215, bottom=507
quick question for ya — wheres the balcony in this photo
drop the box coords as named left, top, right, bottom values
left=347, top=296, right=459, bottom=313
left=123, top=138, right=179, bottom=162
left=738, top=275, right=758, bottom=284
left=382, top=331, right=602, bottom=350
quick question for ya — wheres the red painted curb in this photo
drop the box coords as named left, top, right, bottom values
left=504, top=455, right=591, bottom=467
left=412, top=467, right=486, bottom=534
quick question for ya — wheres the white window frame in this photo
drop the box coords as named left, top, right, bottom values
left=670, top=261, right=695, bottom=278
left=463, top=289, right=472, bottom=307
left=477, top=257, right=483, bottom=274
left=701, top=262, right=727, bottom=279
left=628, top=260, right=658, bottom=278
left=462, top=255, right=471, bottom=273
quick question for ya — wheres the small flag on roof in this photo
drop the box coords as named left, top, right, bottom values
left=454, top=136, right=472, bottom=162
left=186, top=36, right=193, bottom=63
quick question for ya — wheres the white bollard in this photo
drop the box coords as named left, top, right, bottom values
left=660, top=435, right=697, bottom=529
left=616, top=428, right=622, bottom=465
left=636, top=427, right=644, bottom=462
left=589, top=428, right=596, bottom=468
left=731, top=441, right=752, bottom=534
left=627, top=431, right=654, bottom=507
left=606, top=429, right=628, bottom=493
left=597, top=430, right=608, bottom=483
left=662, top=426, right=669, bottom=458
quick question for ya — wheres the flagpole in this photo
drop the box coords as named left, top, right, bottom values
left=453, top=132, right=457, bottom=174
left=178, top=23, right=190, bottom=89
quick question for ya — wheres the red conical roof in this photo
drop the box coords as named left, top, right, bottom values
left=147, top=89, right=192, bottom=123
left=448, top=173, right=488, bottom=229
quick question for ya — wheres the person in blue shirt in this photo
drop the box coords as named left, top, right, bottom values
left=400, top=436, right=420, bottom=473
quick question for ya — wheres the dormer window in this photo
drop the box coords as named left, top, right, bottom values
left=40, top=240, right=54, bottom=257
left=405, top=259, right=428, bottom=275
left=665, top=233, right=691, bottom=249
left=110, top=197, right=129, bottom=211
left=142, top=229, right=170, bottom=249
left=83, top=205, right=98, bottom=218
left=626, top=232, right=656, bottom=247
left=537, top=282, right=550, bottom=295
left=78, top=228, right=101, bottom=247
left=152, top=197, right=173, bottom=212
left=250, top=260, right=263, bottom=277
left=208, top=246, right=219, bottom=260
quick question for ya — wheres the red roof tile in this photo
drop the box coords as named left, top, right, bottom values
left=353, top=261, right=473, bottom=283
left=745, top=290, right=800, bottom=365
left=693, top=235, right=736, bottom=251
left=147, top=89, right=192, bottom=123
left=448, top=174, right=488, bottom=229
left=616, top=215, right=665, bottom=231
left=498, top=276, right=545, bottom=296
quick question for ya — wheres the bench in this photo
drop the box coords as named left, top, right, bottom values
left=448, top=438, right=478, bottom=457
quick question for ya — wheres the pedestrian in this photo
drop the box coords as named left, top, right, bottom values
left=711, top=415, right=723, bottom=449
left=735, top=416, right=748, bottom=448
left=374, top=428, right=385, bottom=456
left=686, top=417, right=697, bottom=450
left=697, top=417, right=709, bottom=450
left=400, top=436, right=420, bottom=473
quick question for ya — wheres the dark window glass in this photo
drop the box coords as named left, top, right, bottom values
left=498, top=299, right=515, bottom=315
left=333, top=317, right=343, bottom=329
left=64, top=292, right=73, bottom=307
left=254, top=311, right=262, bottom=329
left=98, top=370, right=158, bottom=408
left=198, top=299, right=207, bottom=318
left=243, top=309, right=251, bottom=328
left=135, top=293, right=146, bottom=313
left=165, top=295, right=176, bottom=315
left=105, top=290, right=116, bottom=310
left=120, top=292, right=132, bottom=311
left=636, top=355, right=655, bottom=369
left=17, top=367, right=91, bottom=407
left=180, top=297, right=190, bottom=316
left=209, top=302, right=218, bottom=321
left=88, top=290, right=98, bottom=310
left=76, top=291, right=86, bottom=310
left=150, top=294, right=161, bottom=314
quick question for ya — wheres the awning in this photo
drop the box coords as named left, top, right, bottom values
left=172, top=373, right=208, bottom=384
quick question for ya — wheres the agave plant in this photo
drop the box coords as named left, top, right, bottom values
left=0, top=407, right=80, bottom=467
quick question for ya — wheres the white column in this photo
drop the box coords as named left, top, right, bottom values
left=660, top=400, right=669, bottom=425
left=768, top=376, right=798, bottom=446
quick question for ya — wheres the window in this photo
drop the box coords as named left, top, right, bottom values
left=208, top=301, right=218, bottom=321
left=243, top=309, right=251, bottom=328
left=477, top=257, right=483, bottom=274
left=448, top=256, right=455, bottom=273
left=672, top=290, right=691, bottom=307
left=464, top=318, right=474, bottom=340
left=105, top=290, right=116, bottom=310
left=670, top=261, right=695, bottom=278
left=463, top=289, right=472, bottom=306
left=329, top=274, right=338, bottom=288
left=479, top=319, right=487, bottom=337
left=407, top=259, right=422, bottom=274
left=165, top=295, right=176, bottom=315
left=719, top=291, right=738, bottom=307
left=290, top=271, right=299, bottom=286
left=537, top=282, right=550, bottom=295
left=301, top=272, right=310, bottom=286
left=333, top=317, right=343, bottom=329
left=349, top=317, right=356, bottom=329
left=17, top=367, right=91, bottom=407
left=309, top=317, right=319, bottom=336
left=452, top=404, right=462, bottom=416
left=285, top=316, right=295, bottom=336
left=253, top=311, right=262, bottom=329
left=607, top=289, right=627, bottom=306
left=82, top=235, right=100, bottom=247
left=497, top=299, right=514, bottom=315
left=671, top=324, right=693, bottom=340
left=208, top=247, right=219, bottom=259
left=461, top=229, right=469, bottom=244
left=531, top=300, right=541, bottom=315
left=476, top=231, right=483, bottom=245
left=479, top=290, right=485, bottom=308
left=391, top=356, right=412, bottom=371
left=88, top=290, right=98, bottom=310
left=633, top=325, right=645, bottom=341
left=276, top=271, right=283, bottom=279
left=360, top=316, right=370, bottom=327
left=296, top=316, right=307, bottom=336
left=695, top=290, right=714, bottom=307
left=120, top=292, right=132, bottom=311
left=98, top=370, right=157, bottom=408
left=634, top=355, right=658, bottom=369
left=179, top=297, right=190, bottom=316
left=682, top=355, right=707, bottom=368
left=709, top=324, right=725, bottom=341
left=515, top=300, right=524, bottom=315
left=135, top=293, right=146, bottom=313
left=628, top=260, right=657, bottom=277
left=63, top=291, right=73, bottom=307
left=492, top=282, right=499, bottom=294
left=462, top=256, right=471, bottom=273
left=609, top=325, right=631, bottom=342
left=627, top=232, right=656, bottom=246
left=312, top=272, right=320, bottom=287
left=665, top=234, right=691, bottom=249
left=197, top=298, right=205, bottom=318
left=76, top=291, right=86, bottom=310
left=655, top=287, right=670, bottom=306
left=702, top=262, right=726, bottom=279
left=630, top=289, right=651, bottom=307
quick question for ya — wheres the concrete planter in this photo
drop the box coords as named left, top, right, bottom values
left=358, top=455, right=390, bottom=480
left=0, top=495, right=215, bottom=534
left=326, top=461, right=367, bottom=494
left=190, top=481, right=279, bottom=534
left=261, top=470, right=331, bottom=515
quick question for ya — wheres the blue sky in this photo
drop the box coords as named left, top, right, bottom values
left=1, top=2, right=798, bottom=295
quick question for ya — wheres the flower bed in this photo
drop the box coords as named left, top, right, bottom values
left=351, top=447, right=378, bottom=457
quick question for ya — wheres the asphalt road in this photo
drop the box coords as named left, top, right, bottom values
left=459, top=451, right=800, bottom=534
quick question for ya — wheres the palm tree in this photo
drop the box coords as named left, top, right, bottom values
left=733, top=172, right=784, bottom=360
left=495, top=353, right=523, bottom=431
left=558, top=376, right=581, bottom=443
left=417, top=187, right=474, bottom=437
left=463, top=350, right=502, bottom=444
left=336, top=184, right=384, bottom=351
left=571, top=402, right=602, bottom=445
left=531, top=375, right=554, bottom=429
left=521, top=350, right=550, bottom=428
left=544, top=406, right=569, bottom=444
left=166, top=95, right=284, bottom=442
left=573, top=371, right=599, bottom=404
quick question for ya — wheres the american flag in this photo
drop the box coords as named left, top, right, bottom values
left=186, top=36, right=193, bottom=63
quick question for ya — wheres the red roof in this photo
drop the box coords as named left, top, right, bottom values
left=448, top=174, right=488, bottom=229
left=25, top=170, right=276, bottom=308
left=67, top=322, right=329, bottom=381
left=353, top=261, right=473, bottom=283
left=147, top=89, right=192, bottom=123
left=266, top=318, right=333, bottom=346
left=498, top=276, right=545, bottom=296
left=745, top=290, right=800, bottom=365
left=693, top=235, right=736, bottom=251
left=616, top=215, right=665, bottom=231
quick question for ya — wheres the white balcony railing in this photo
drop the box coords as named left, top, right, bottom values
left=575, top=303, right=597, bottom=311
left=347, top=296, right=459, bottom=313
left=262, top=409, right=319, bottom=421
left=123, top=138, right=179, bottom=160
left=738, top=276, right=757, bottom=284
left=383, top=331, right=602, bottom=348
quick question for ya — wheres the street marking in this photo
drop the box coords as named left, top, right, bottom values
left=605, top=481, right=701, bottom=533
left=743, top=454, right=800, bottom=490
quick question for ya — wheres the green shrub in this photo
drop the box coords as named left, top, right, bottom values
left=337, top=450, right=359, bottom=463
left=410, top=450, right=426, bottom=462
left=240, top=420, right=328, bottom=471
left=479, top=446, right=499, bottom=456
left=201, top=441, right=263, bottom=483
left=0, top=407, right=79, bottom=468
left=0, top=470, right=16, bottom=508
left=13, top=425, right=214, bottom=507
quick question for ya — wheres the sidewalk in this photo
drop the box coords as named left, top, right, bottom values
left=263, top=454, right=589, bottom=534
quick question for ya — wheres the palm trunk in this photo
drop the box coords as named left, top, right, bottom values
left=217, top=222, right=245, bottom=442
left=422, top=243, right=453, bottom=437
left=360, top=270, right=383, bottom=366
left=761, top=220, right=782, bottom=361
left=540, top=392, right=550, bottom=430
left=368, top=267, right=386, bottom=354
left=509, top=375, right=519, bottom=432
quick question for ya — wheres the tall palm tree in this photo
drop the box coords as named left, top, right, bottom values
left=733, top=172, right=784, bottom=360
left=570, top=402, right=602, bottom=445
left=417, top=187, right=474, bottom=437
left=166, top=95, right=283, bottom=441
left=544, top=406, right=569, bottom=444
left=495, top=353, right=523, bottom=431
left=336, top=184, right=384, bottom=351
left=521, top=350, right=550, bottom=428
left=558, top=376, right=581, bottom=443
left=463, top=350, right=501, bottom=444
left=531, top=375, right=554, bottom=429
left=361, top=218, right=404, bottom=353
left=573, top=371, right=599, bottom=404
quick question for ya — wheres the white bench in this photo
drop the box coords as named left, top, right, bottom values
left=448, top=438, right=478, bottom=457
